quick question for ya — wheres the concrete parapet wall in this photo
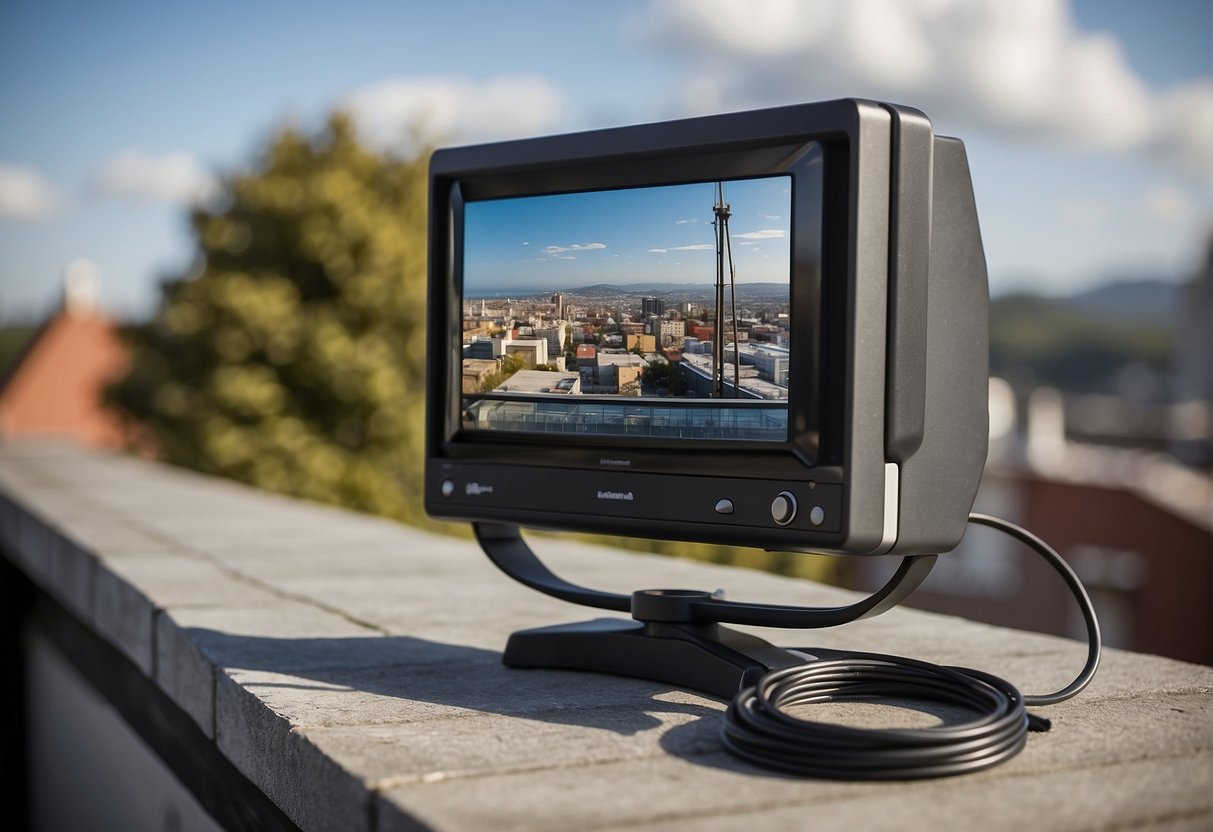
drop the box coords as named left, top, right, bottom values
left=1, top=442, right=1210, bottom=831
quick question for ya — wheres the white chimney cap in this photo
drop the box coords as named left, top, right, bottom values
left=63, top=258, right=101, bottom=316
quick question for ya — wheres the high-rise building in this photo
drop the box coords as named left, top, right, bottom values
left=641, top=297, right=665, bottom=318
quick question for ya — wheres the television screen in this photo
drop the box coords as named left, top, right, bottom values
left=458, top=150, right=821, bottom=445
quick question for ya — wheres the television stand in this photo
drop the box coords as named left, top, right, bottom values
left=475, top=523, right=937, bottom=699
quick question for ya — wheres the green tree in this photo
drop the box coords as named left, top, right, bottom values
left=643, top=358, right=687, bottom=396
left=107, top=114, right=431, bottom=524
left=0, top=325, right=38, bottom=376
left=989, top=294, right=1172, bottom=393
left=477, top=353, right=527, bottom=392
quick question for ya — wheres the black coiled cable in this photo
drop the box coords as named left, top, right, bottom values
left=723, top=654, right=1047, bottom=779
left=721, top=513, right=1101, bottom=779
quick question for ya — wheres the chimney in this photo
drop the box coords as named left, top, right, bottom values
left=63, top=258, right=101, bottom=318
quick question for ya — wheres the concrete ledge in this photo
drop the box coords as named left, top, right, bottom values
left=2, top=442, right=1211, bottom=832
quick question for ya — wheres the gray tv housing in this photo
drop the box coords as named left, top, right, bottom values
left=425, top=98, right=988, bottom=557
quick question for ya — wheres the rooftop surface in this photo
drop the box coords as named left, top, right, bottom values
left=1, top=442, right=1210, bottom=831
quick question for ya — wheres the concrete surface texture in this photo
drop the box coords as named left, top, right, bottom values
left=1, top=442, right=1210, bottom=832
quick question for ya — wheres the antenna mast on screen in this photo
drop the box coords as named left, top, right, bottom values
left=712, top=182, right=739, bottom=397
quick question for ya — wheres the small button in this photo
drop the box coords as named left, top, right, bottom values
left=714, top=498, right=734, bottom=515
left=771, top=491, right=797, bottom=525
left=809, top=505, right=825, bottom=526
left=441, top=479, right=455, bottom=498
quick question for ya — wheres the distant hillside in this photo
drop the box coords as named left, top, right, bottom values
left=1054, top=279, right=1180, bottom=328
left=990, top=279, right=1177, bottom=394
left=571, top=282, right=710, bottom=295
left=569, top=281, right=789, bottom=301
left=467, top=281, right=791, bottom=300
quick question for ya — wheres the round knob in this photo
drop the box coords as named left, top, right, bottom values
left=771, top=491, right=797, bottom=525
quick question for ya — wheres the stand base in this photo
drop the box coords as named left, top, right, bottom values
left=475, top=523, right=937, bottom=700
left=503, top=617, right=814, bottom=699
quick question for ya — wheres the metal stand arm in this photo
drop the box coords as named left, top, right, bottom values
left=473, top=522, right=938, bottom=698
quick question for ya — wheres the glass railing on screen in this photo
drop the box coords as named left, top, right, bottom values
left=463, top=394, right=788, bottom=442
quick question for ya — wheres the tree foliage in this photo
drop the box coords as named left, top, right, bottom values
left=107, top=114, right=431, bottom=524
left=477, top=353, right=527, bottom=393
left=989, top=294, right=1172, bottom=393
left=0, top=325, right=38, bottom=377
left=643, top=359, right=687, bottom=396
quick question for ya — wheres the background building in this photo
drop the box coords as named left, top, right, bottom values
left=625, top=333, right=656, bottom=354
left=534, top=322, right=571, bottom=358
left=845, top=380, right=1213, bottom=665
left=465, top=338, right=504, bottom=360
left=502, top=338, right=549, bottom=368
left=461, top=359, right=499, bottom=393
left=493, top=369, right=580, bottom=395
left=641, top=297, right=665, bottom=318
left=746, top=344, right=790, bottom=387
left=580, top=351, right=645, bottom=394
left=0, top=274, right=129, bottom=449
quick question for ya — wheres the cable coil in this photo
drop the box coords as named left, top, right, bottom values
left=722, top=653, right=1049, bottom=780
left=721, top=513, right=1100, bottom=779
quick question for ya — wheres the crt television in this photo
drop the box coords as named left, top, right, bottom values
left=425, top=99, right=988, bottom=557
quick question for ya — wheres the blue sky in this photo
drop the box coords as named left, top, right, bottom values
left=464, top=176, right=793, bottom=293
left=1, top=0, right=1209, bottom=321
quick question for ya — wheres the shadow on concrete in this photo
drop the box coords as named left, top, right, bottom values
left=183, top=627, right=978, bottom=779
left=184, top=626, right=727, bottom=740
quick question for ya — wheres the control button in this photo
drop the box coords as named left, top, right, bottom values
left=809, top=505, right=825, bottom=526
left=714, top=498, right=734, bottom=515
left=441, top=479, right=455, bottom=498
left=771, top=491, right=797, bottom=525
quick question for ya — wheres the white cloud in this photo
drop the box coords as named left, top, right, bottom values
left=344, top=75, right=564, bottom=150
left=733, top=228, right=785, bottom=240
left=1151, top=78, right=1213, bottom=173
left=675, top=218, right=697, bottom=224
left=544, top=242, right=607, bottom=254
left=648, top=248, right=668, bottom=253
left=99, top=151, right=219, bottom=204
left=1141, top=186, right=1194, bottom=226
left=670, top=243, right=714, bottom=251
left=642, top=0, right=1213, bottom=177
left=0, top=164, right=62, bottom=219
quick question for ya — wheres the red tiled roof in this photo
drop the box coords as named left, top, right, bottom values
left=0, top=308, right=130, bottom=448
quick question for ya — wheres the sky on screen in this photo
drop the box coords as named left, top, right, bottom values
left=463, top=176, right=793, bottom=292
